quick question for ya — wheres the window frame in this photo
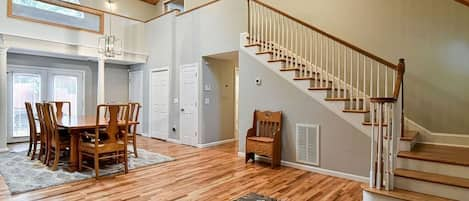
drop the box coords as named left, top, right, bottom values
left=7, top=0, right=104, bottom=34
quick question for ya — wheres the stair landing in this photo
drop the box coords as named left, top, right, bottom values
left=398, top=143, right=469, bottom=166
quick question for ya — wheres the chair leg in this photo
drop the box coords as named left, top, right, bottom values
left=94, top=153, right=100, bottom=179
left=124, top=151, right=128, bottom=174
left=78, top=152, right=83, bottom=171
left=51, top=149, right=60, bottom=171
left=38, top=142, right=44, bottom=161
left=31, top=137, right=37, bottom=160
left=132, top=136, right=138, bottom=158
left=45, top=144, right=51, bottom=165
left=27, top=136, right=33, bottom=157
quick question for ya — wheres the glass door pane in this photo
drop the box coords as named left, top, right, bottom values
left=11, top=73, right=41, bottom=137
left=52, top=75, right=78, bottom=116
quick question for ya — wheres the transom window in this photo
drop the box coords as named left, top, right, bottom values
left=13, top=0, right=84, bottom=18
left=8, top=0, right=104, bottom=34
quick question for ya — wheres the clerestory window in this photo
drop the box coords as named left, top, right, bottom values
left=8, top=0, right=104, bottom=34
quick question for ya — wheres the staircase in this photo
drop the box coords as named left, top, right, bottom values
left=243, top=0, right=469, bottom=200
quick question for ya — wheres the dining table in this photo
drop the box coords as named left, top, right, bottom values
left=56, top=115, right=139, bottom=172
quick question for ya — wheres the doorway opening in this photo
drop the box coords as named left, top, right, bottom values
left=200, top=51, right=239, bottom=146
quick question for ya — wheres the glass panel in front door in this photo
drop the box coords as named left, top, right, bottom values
left=12, top=73, right=41, bottom=137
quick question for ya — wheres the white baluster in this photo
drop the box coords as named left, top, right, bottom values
left=356, top=52, right=360, bottom=110
left=377, top=103, right=383, bottom=190
left=370, top=102, right=376, bottom=187
left=377, top=64, right=380, bottom=97
left=326, top=39, right=329, bottom=89
left=349, top=49, right=353, bottom=104
left=343, top=46, right=347, bottom=99
left=385, top=67, right=388, bottom=97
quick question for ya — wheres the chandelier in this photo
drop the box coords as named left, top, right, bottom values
left=98, top=0, right=122, bottom=58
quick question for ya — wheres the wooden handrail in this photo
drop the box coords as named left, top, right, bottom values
left=249, top=0, right=398, bottom=70
left=455, top=0, right=469, bottom=7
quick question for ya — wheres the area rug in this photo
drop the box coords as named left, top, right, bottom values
left=0, top=148, right=174, bottom=194
left=234, top=193, right=278, bottom=201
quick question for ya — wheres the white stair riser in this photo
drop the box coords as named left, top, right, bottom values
left=397, top=158, right=469, bottom=179
left=395, top=176, right=468, bottom=201
left=399, top=140, right=416, bottom=152
left=363, top=191, right=405, bottom=201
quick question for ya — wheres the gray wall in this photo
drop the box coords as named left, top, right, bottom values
left=238, top=50, right=371, bottom=177
left=132, top=10, right=176, bottom=138
left=134, top=0, right=246, bottom=141
left=104, top=66, right=130, bottom=103
left=258, top=0, right=469, bottom=135
left=201, top=57, right=236, bottom=144
left=7, top=53, right=129, bottom=115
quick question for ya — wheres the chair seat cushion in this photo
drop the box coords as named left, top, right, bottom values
left=80, top=140, right=126, bottom=154
left=247, top=136, right=274, bottom=143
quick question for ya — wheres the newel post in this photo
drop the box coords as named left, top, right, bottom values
left=398, top=58, right=405, bottom=137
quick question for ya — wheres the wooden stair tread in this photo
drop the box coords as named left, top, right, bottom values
left=400, top=130, right=418, bottom=141
left=398, top=143, right=469, bottom=166
left=244, top=43, right=261, bottom=47
left=325, top=97, right=364, bottom=101
left=362, top=121, right=388, bottom=127
left=268, top=59, right=287, bottom=63
left=362, top=185, right=455, bottom=201
left=256, top=51, right=273, bottom=55
left=309, top=87, right=345, bottom=91
left=343, top=109, right=369, bottom=113
left=395, top=168, right=469, bottom=189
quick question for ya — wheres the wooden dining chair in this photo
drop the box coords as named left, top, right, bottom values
left=78, top=104, right=130, bottom=179
left=50, top=101, right=71, bottom=120
left=25, top=102, right=41, bottom=160
left=43, top=103, right=71, bottom=171
left=35, top=103, right=48, bottom=163
left=127, top=102, right=140, bottom=157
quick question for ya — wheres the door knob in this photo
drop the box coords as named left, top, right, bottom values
left=181, top=108, right=185, bottom=112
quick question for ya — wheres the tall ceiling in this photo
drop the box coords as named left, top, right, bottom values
left=141, top=0, right=160, bottom=5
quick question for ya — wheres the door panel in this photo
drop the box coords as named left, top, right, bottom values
left=180, top=64, right=198, bottom=146
left=10, top=73, right=42, bottom=140
left=150, top=70, right=170, bottom=140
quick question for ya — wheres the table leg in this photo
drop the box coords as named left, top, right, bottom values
left=68, top=129, right=79, bottom=172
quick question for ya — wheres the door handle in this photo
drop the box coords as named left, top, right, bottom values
left=181, top=108, right=185, bottom=112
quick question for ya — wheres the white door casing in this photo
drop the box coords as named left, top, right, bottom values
left=129, top=70, right=144, bottom=135
left=179, top=63, right=199, bottom=146
left=149, top=68, right=170, bottom=140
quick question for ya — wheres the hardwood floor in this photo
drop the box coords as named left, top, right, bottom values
left=1, top=137, right=363, bottom=201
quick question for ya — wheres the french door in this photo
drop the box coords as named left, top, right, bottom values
left=7, top=66, right=84, bottom=143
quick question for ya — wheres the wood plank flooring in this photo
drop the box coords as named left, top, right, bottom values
left=0, top=137, right=363, bottom=201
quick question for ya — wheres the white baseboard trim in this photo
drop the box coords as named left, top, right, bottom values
left=166, top=138, right=181, bottom=144
left=405, top=118, right=469, bottom=148
left=0, top=147, right=9, bottom=153
left=237, top=152, right=368, bottom=183
left=197, top=138, right=236, bottom=148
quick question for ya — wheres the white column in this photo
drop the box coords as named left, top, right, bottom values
left=0, top=44, right=9, bottom=152
left=97, top=56, right=105, bottom=104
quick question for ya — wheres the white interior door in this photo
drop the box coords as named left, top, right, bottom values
left=129, top=70, right=144, bottom=135
left=150, top=69, right=170, bottom=140
left=180, top=64, right=199, bottom=146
